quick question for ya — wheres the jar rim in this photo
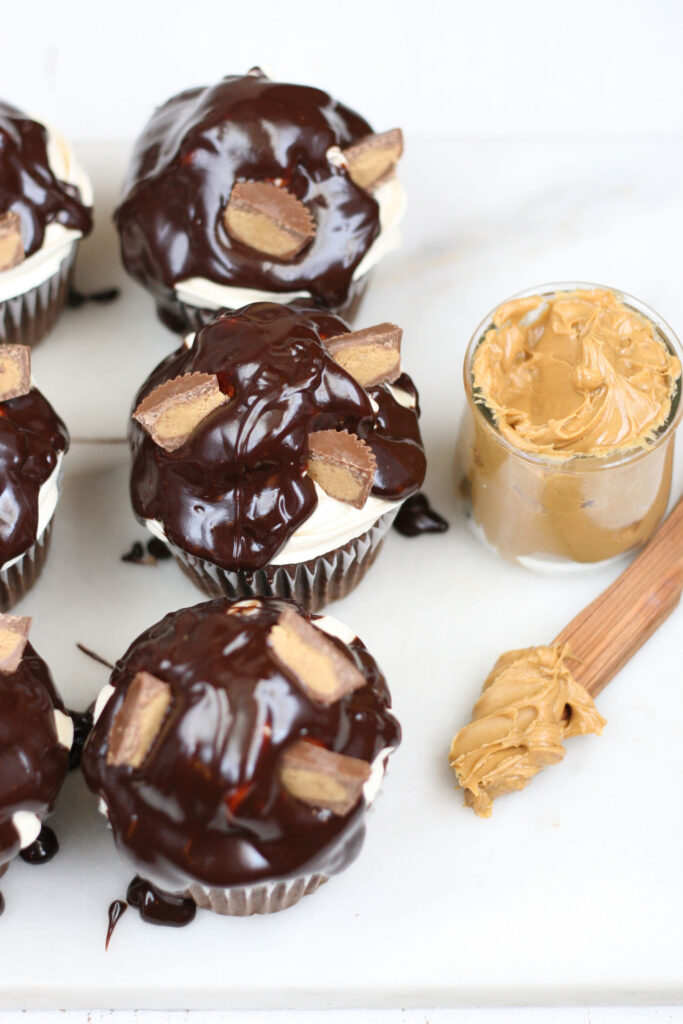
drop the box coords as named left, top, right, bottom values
left=462, top=281, right=683, bottom=471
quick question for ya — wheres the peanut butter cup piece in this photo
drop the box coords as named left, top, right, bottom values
left=0, top=615, right=31, bottom=674
left=0, top=345, right=31, bottom=401
left=106, top=671, right=172, bottom=768
left=0, top=212, right=24, bottom=272
left=279, top=738, right=371, bottom=815
left=342, top=129, right=403, bottom=191
left=224, top=181, right=316, bottom=260
left=133, top=372, right=229, bottom=452
left=325, top=323, right=402, bottom=387
left=268, top=605, right=366, bottom=704
left=307, top=430, right=376, bottom=509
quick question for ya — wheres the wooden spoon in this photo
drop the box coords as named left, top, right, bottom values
left=555, top=495, right=683, bottom=696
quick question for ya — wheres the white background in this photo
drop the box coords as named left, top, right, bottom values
left=2, top=1, right=683, bottom=1021
left=2, top=0, right=683, bottom=142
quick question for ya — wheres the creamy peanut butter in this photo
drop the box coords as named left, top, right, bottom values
left=449, top=644, right=605, bottom=817
left=457, top=286, right=683, bottom=567
left=472, top=289, right=681, bottom=457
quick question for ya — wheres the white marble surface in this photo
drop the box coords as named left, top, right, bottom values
left=0, top=140, right=682, bottom=1014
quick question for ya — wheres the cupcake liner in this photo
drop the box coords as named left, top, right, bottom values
left=183, top=872, right=328, bottom=916
left=0, top=242, right=78, bottom=347
left=167, top=509, right=396, bottom=613
left=0, top=520, right=53, bottom=611
left=155, top=272, right=372, bottom=335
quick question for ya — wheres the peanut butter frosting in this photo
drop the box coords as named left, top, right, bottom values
left=449, top=644, right=606, bottom=817
left=472, top=289, right=681, bottom=457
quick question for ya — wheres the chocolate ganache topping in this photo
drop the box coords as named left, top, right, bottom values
left=0, top=639, right=70, bottom=867
left=0, top=386, right=69, bottom=565
left=129, top=302, right=426, bottom=571
left=81, top=597, right=401, bottom=892
left=115, top=70, right=388, bottom=318
left=0, top=100, right=92, bottom=257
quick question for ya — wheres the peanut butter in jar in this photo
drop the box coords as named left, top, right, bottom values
left=456, top=284, right=682, bottom=571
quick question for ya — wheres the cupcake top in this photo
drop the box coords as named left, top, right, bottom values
left=129, top=302, right=426, bottom=571
left=0, top=346, right=69, bottom=568
left=0, top=99, right=92, bottom=277
left=0, top=615, right=73, bottom=868
left=472, top=288, right=682, bottom=458
left=81, top=596, right=401, bottom=892
left=115, top=69, right=404, bottom=315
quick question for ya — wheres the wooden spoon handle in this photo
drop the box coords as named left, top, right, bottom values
left=554, top=495, right=683, bottom=697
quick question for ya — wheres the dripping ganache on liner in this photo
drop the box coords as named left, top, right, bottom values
left=129, top=301, right=426, bottom=572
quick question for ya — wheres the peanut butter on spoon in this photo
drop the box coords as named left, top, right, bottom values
left=450, top=492, right=683, bottom=815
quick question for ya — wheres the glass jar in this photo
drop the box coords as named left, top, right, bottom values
left=456, top=283, right=683, bottom=572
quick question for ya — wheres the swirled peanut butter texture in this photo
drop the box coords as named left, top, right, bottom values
left=449, top=645, right=605, bottom=817
left=473, top=289, right=680, bottom=456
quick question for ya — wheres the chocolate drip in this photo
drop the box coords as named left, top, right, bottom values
left=393, top=492, right=449, bottom=536
left=67, top=708, right=94, bottom=770
left=115, top=71, right=382, bottom=318
left=19, top=824, right=58, bottom=864
left=105, top=898, right=128, bottom=948
left=0, top=891, right=4, bottom=916
left=0, top=643, right=70, bottom=867
left=67, top=287, right=120, bottom=308
left=0, top=388, right=69, bottom=565
left=81, top=597, right=400, bottom=894
left=126, top=877, right=196, bottom=928
left=130, top=302, right=425, bottom=571
left=0, top=100, right=92, bottom=257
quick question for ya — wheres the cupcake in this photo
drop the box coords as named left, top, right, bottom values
left=129, top=301, right=426, bottom=611
left=81, top=596, right=401, bottom=921
left=0, top=345, right=69, bottom=608
left=0, top=100, right=92, bottom=346
left=115, top=68, right=404, bottom=334
left=0, top=614, right=73, bottom=909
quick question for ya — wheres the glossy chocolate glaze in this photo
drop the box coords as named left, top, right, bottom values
left=115, top=70, right=382, bottom=320
left=126, top=876, right=196, bottom=928
left=0, top=388, right=69, bottom=565
left=0, top=642, right=70, bottom=868
left=393, top=492, right=449, bottom=536
left=81, top=596, right=401, bottom=893
left=19, top=823, right=58, bottom=864
left=0, top=100, right=92, bottom=257
left=130, top=302, right=425, bottom=571
left=106, top=898, right=128, bottom=948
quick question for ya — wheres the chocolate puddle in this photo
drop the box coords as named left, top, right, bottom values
left=67, top=287, right=120, bottom=308
left=393, top=492, right=449, bottom=536
left=126, top=876, right=196, bottom=928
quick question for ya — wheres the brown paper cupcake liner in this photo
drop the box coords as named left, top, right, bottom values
left=167, top=509, right=396, bottom=613
left=155, top=272, right=372, bottom=335
left=0, top=243, right=79, bottom=347
left=183, top=872, right=328, bottom=916
left=0, top=520, right=53, bottom=611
